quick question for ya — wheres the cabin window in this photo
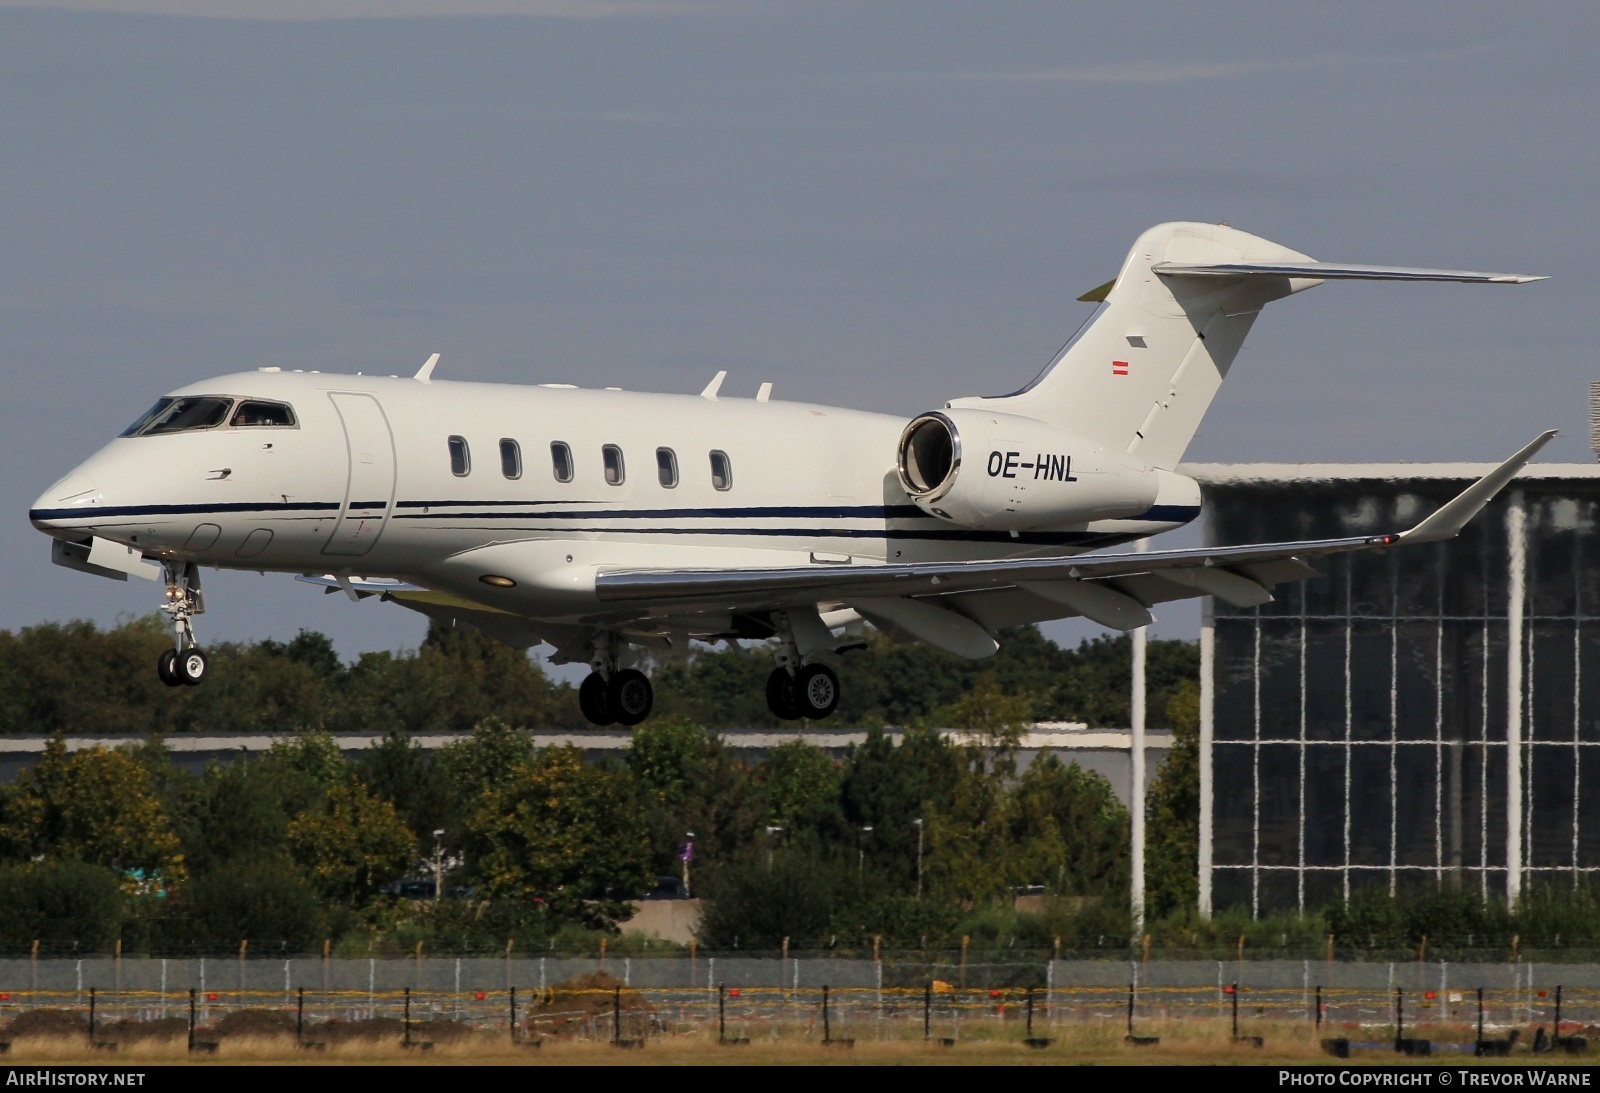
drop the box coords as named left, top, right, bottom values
left=499, top=438, right=522, bottom=480
left=656, top=447, right=679, bottom=488
left=603, top=445, right=626, bottom=486
left=710, top=450, right=733, bottom=491
left=551, top=442, right=574, bottom=483
left=230, top=400, right=296, bottom=428
left=448, top=435, right=471, bottom=477
left=121, top=396, right=232, bottom=437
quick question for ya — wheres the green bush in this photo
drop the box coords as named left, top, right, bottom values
left=0, top=860, right=124, bottom=949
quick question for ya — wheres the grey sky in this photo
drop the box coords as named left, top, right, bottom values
left=2, top=2, right=1594, bottom=664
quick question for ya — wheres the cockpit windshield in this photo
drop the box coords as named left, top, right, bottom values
left=120, top=396, right=297, bottom=436
left=121, top=397, right=232, bottom=436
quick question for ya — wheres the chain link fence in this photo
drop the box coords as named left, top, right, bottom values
left=0, top=957, right=1591, bottom=1049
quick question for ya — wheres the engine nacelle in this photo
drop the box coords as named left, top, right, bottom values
left=896, top=409, right=1167, bottom=530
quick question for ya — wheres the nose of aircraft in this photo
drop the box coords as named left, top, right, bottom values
left=30, top=471, right=101, bottom=533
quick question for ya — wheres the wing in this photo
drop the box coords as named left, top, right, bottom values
left=592, top=432, right=1556, bottom=654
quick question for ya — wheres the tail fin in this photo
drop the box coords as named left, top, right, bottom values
left=948, top=222, right=1543, bottom=470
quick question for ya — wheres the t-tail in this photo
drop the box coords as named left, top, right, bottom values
left=947, top=221, right=1545, bottom=470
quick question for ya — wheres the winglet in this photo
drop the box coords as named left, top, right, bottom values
left=415, top=352, right=440, bottom=382
left=1398, top=430, right=1558, bottom=544
left=700, top=370, right=727, bottom=400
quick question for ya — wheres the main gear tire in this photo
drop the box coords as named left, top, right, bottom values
left=765, top=667, right=802, bottom=721
left=608, top=669, right=654, bottom=727
left=579, top=671, right=616, bottom=726
left=794, top=663, right=840, bottom=719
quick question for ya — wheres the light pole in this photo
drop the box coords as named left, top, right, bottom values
left=857, top=825, right=873, bottom=880
left=765, top=825, right=783, bottom=872
left=431, top=829, right=446, bottom=904
left=912, top=818, right=924, bottom=899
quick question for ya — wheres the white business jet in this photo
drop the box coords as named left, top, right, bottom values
left=30, top=222, right=1551, bottom=727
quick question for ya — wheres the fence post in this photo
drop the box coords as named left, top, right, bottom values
left=612, top=985, right=621, bottom=1045
left=718, top=983, right=726, bottom=1042
left=187, top=988, right=196, bottom=1053
left=1315, top=984, right=1322, bottom=1028
left=88, top=986, right=96, bottom=1042
left=297, top=986, right=304, bottom=1042
left=403, top=986, right=412, bottom=1048
left=509, top=986, right=517, bottom=1042
left=822, top=984, right=831, bottom=1044
left=924, top=982, right=931, bottom=1040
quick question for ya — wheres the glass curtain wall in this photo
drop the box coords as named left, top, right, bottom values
left=1204, top=477, right=1600, bottom=916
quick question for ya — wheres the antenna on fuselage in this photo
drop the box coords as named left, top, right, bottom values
left=415, top=352, right=441, bottom=382
left=700, top=370, right=727, bottom=400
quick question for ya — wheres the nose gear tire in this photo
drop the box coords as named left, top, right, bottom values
left=578, top=671, right=616, bottom=727
left=795, top=663, right=839, bottom=719
left=765, top=667, right=802, bottom=721
left=157, top=649, right=182, bottom=688
left=607, top=669, right=654, bottom=726
left=177, top=648, right=208, bottom=686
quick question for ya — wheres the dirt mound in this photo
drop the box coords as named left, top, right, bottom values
left=212, top=1008, right=298, bottom=1039
left=407, top=1019, right=474, bottom=1044
left=531, top=972, right=657, bottom=1038
left=299, top=1016, right=475, bottom=1046
left=97, top=1018, right=188, bottom=1044
left=306, top=1017, right=405, bottom=1045
left=6, top=1009, right=88, bottom=1039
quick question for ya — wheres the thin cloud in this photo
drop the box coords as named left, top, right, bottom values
left=976, top=58, right=1306, bottom=85
left=952, top=42, right=1512, bottom=85
left=0, top=0, right=711, bottom=18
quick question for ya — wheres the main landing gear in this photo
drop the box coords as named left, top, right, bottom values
left=573, top=611, right=847, bottom=727
left=764, top=609, right=840, bottom=721
left=156, top=562, right=207, bottom=688
left=765, top=663, right=839, bottom=721
left=578, top=634, right=653, bottom=727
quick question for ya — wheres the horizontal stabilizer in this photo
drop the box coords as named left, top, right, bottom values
left=1153, top=261, right=1546, bottom=285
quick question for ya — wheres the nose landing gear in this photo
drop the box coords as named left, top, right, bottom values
left=577, top=633, right=653, bottom=727
left=156, top=562, right=207, bottom=688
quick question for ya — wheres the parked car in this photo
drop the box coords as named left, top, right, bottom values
left=640, top=875, right=689, bottom=901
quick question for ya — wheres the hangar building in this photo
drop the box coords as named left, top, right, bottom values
left=1188, top=462, right=1600, bottom=916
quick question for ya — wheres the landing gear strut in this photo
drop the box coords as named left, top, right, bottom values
left=157, top=562, right=207, bottom=687
left=577, top=633, right=653, bottom=727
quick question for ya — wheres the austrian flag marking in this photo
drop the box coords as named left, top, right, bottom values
left=1112, top=360, right=1129, bottom=376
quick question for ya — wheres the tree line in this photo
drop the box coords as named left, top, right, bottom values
left=2, top=614, right=1590, bottom=958
left=0, top=711, right=1152, bottom=955
left=0, top=615, right=1199, bottom=735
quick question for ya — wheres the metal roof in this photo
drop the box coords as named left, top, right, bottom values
left=1180, top=461, right=1600, bottom=485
